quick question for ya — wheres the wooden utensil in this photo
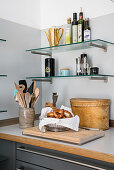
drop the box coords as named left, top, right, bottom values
left=52, top=93, right=58, bottom=107
left=14, top=83, right=25, bottom=108
left=32, top=88, right=39, bottom=107
left=25, top=92, right=32, bottom=108
left=18, top=84, right=26, bottom=108
left=35, top=88, right=39, bottom=98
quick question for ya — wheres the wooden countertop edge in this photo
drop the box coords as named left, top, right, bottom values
left=0, top=133, right=114, bottom=164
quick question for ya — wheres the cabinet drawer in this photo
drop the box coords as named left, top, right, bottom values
left=16, top=144, right=107, bottom=170
left=16, top=160, right=49, bottom=170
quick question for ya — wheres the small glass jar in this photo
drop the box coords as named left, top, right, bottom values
left=60, top=68, right=70, bottom=76
left=90, top=67, right=99, bottom=75
left=19, top=107, right=35, bottom=129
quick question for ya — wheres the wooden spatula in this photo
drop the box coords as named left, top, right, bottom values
left=25, top=92, right=31, bottom=108
left=18, top=84, right=26, bottom=108
left=14, top=83, right=25, bottom=108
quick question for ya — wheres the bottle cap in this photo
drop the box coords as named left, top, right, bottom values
left=79, top=7, right=83, bottom=19
left=67, top=18, right=71, bottom=24
left=81, top=53, right=87, bottom=58
left=73, top=13, right=77, bottom=20
left=60, top=68, right=70, bottom=70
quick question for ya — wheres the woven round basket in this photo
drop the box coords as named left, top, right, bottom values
left=70, top=98, right=110, bottom=130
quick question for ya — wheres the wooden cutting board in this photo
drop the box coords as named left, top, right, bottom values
left=22, top=126, right=105, bottom=145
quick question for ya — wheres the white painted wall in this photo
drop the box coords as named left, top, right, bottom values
left=0, top=0, right=40, bottom=29
left=0, top=18, right=42, bottom=120
left=40, top=0, right=114, bottom=29
left=0, top=0, right=114, bottom=29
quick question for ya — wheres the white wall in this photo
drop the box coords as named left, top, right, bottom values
left=40, top=0, right=114, bottom=29
left=0, top=0, right=40, bottom=29
left=0, top=0, right=114, bottom=29
left=0, top=18, right=42, bottom=120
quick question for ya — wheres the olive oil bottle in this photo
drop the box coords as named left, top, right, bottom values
left=78, top=8, right=84, bottom=42
left=72, top=13, right=78, bottom=43
left=66, top=18, right=72, bottom=44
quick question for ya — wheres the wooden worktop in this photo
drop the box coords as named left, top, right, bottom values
left=0, top=122, right=114, bottom=164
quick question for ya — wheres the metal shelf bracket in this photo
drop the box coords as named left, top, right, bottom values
left=31, top=51, right=52, bottom=58
left=89, top=42, right=107, bottom=52
left=89, top=76, right=108, bottom=83
left=32, top=78, right=52, bottom=84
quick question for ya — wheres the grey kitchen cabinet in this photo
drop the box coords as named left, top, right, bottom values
left=0, top=139, right=16, bottom=170
left=0, top=139, right=114, bottom=170
left=16, top=160, right=50, bottom=170
left=16, top=143, right=114, bottom=170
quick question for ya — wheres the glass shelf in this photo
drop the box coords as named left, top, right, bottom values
left=0, top=156, right=8, bottom=163
left=0, top=110, right=7, bottom=113
left=0, top=38, right=6, bottom=42
left=26, top=39, right=114, bottom=55
left=26, top=74, right=114, bottom=79
left=26, top=74, right=114, bottom=83
left=0, top=75, right=7, bottom=77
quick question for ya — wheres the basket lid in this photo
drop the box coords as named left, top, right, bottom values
left=70, top=98, right=110, bottom=104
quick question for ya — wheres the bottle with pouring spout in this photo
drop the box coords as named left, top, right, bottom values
left=66, top=18, right=72, bottom=44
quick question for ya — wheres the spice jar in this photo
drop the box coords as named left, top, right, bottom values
left=60, top=68, right=70, bottom=76
left=90, top=67, right=99, bottom=75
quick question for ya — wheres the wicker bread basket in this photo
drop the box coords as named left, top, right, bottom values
left=70, top=98, right=110, bottom=130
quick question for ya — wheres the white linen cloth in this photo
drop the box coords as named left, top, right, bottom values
left=39, top=105, right=80, bottom=132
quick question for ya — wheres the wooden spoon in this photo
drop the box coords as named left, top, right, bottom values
left=25, top=92, right=32, bottom=108
left=32, top=88, right=39, bottom=107
left=35, top=88, right=39, bottom=98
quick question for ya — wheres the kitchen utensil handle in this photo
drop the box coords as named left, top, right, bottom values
left=58, top=28, right=64, bottom=43
left=17, top=147, right=106, bottom=170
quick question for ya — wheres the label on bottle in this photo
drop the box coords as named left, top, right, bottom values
left=78, top=24, right=82, bottom=42
left=72, top=25, right=78, bottom=43
left=84, top=29, right=91, bottom=41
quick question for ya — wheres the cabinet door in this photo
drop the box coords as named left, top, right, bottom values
left=16, top=144, right=101, bottom=170
left=16, top=160, right=49, bottom=170
left=0, top=139, right=16, bottom=170
left=16, top=143, right=114, bottom=170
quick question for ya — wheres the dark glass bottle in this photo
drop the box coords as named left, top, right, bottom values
left=78, top=8, right=84, bottom=42
left=84, top=18, right=91, bottom=41
left=72, top=13, right=78, bottom=43
left=45, top=58, right=55, bottom=77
